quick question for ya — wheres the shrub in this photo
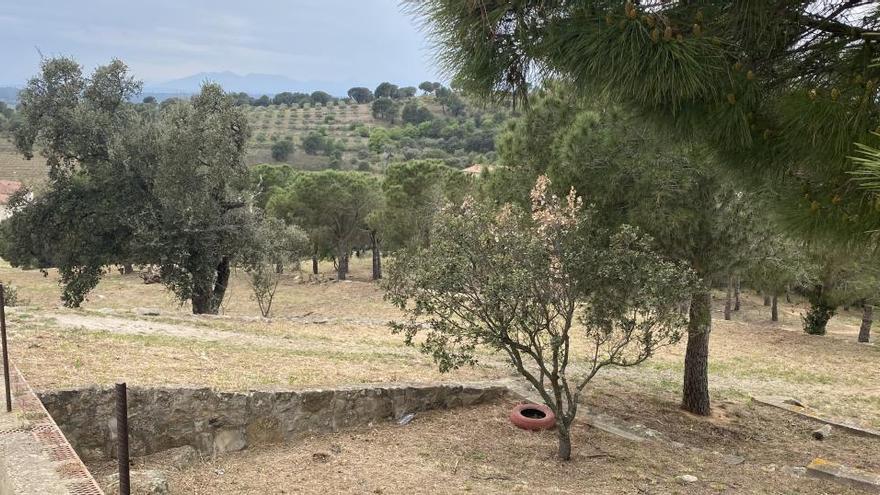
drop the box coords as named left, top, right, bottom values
left=271, top=139, right=294, bottom=162
left=1, top=283, right=22, bottom=307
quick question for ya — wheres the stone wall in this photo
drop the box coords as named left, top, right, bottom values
left=39, top=382, right=509, bottom=462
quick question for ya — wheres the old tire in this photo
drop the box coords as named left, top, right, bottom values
left=510, top=403, right=555, bottom=430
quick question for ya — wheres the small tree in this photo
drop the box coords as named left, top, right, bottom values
left=401, top=101, right=433, bottom=124
left=244, top=218, right=308, bottom=317
left=271, top=139, right=294, bottom=161
left=371, top=97, right=400, bottom=123
left=384, top=177, right=694, bottom=460
left=798, top=243, right=880, bottom=335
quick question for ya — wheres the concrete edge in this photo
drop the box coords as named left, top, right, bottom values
left=752, top=396, right=880, bottom=439
left=806, top=458, right=880, bottom=493
left=1, top=365, right=104, bottom=495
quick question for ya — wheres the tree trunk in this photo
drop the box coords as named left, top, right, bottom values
left=785, top=291, right=792, bottom=303
left=337, top=250, right=348, bottom=280
left=370, top=231, right=382, bottom=281
left=211, top=256, right=230, bottom=311
left=556, top=423, right=572, bottom=461
left=734, top=277, right=741, bottom=311
left=682, top=290, right=712, bottom=416
left=771, top=294, right=779, bottom=322
left=859, top=304, right=873, bottom=343
left=190, top=256, right=230, bottom=315
left=312, top=255, right=319, bottom=275
left=123, top=263, right=134, bottom=275
left=763, top=295, right=771, bottom=306
left=724, top=276, right=732, bottom=320
left=803, top=298, right=835, bottom=335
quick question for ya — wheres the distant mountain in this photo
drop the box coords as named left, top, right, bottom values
left=145, top=72, right=360, bottom=98
left=0, top=87, right=19, bottom=105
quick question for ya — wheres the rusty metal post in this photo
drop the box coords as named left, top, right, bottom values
left=116, top=382, right=130, bottom=495
left=1, top=283, right=11, bottom=413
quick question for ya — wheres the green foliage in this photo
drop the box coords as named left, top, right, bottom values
left=401, top=101, right=433, bottom=125
left=371, top=97, right=400, bottom=123
left=372, top=160, right=465, bottom=251
left=797, top=242, right=880, bottom=334
left=347, top=87, right=374, bottom=104
left=418, top=81, right=442, bottom=95
left=266, top=170, right=381, bottom=280
left=368, top=127, right=392, bottom=155
left=242, top=217, right=309, bottom=317
left=249, top=163, right=296, bottom=209
left=384, top=176, right=695, bottom=459
left=408, top=0, right=880, bottom=239
left=803, top=302, right=836, bottom=336
left=1, top=282, right=22, bottom=307
left=301, top=131, right=338, bottom=156
left=271, top=138, right=294, bottom=161
left=374, top=82, right=399, bottom=99
left=310, top=91, right=333, bottom=105
left=4, top=57, right=259, bottom=313
left=496, top=86, right=761, bottom=280
left=747, top=236, right=805, bottom=299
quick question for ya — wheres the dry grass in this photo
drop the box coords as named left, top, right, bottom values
left=90, top=399, right=873, bottom=494
left=2, top=258, right=879, bottom=428
left=3, top=257, right=880, bottom=493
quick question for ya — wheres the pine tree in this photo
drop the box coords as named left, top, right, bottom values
left=492, top=87, right=763, bottom=415
left=406, top=1, right=880, bottom=240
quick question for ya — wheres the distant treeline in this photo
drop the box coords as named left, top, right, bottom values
left=143, top=81, right=449, bottom=108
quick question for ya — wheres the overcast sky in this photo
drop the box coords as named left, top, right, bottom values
left=0, top=0, right=437, bottom=87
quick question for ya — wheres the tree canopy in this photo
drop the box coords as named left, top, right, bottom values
left=267, top=170, right=382, bottom=280
left=385, top=176, right=695, bottom=459
left=407, top=0, right=880, bottom=240
left=2, top=57, right=259, bottom=314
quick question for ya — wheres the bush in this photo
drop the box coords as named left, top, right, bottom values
left=803, top=301, right=836, bottom=335
left=271, top=139, right=294, bottom=162
left=2, top=283, right=22, bottom=307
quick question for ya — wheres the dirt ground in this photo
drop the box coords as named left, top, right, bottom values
left=90, top=398, right=875, bottom=494
left=2, top=257, right=879, bottom=493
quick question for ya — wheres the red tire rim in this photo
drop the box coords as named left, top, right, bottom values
left=510, top=403, right=556, bottom=430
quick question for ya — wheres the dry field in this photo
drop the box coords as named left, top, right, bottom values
left=1, top=255, right=879, bottom=493
left=0, top=137, right=45, bottom=184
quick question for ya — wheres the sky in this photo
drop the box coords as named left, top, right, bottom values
left=0, top=0, right=438, bottom=89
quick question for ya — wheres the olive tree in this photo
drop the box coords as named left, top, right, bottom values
left=4, top=57, right=258, bottom=314
left=384, top=177, right=694, bottom=460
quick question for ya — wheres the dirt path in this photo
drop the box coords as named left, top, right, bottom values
left=43, top=312, right=409, bottom=358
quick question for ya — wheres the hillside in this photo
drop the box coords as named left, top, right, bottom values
left=0, top=137, right=45, bottom=185
left=0, top=94, right=505, bottom=181
left=244, top=100, right=375, bottom=169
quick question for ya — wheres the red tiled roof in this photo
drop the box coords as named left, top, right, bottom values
left=0, top=180, right=22, bottom=205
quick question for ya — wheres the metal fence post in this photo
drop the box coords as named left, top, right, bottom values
left=1, top=284, right=11, bottom=413
left=116, top=382, right=130, bottom=495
